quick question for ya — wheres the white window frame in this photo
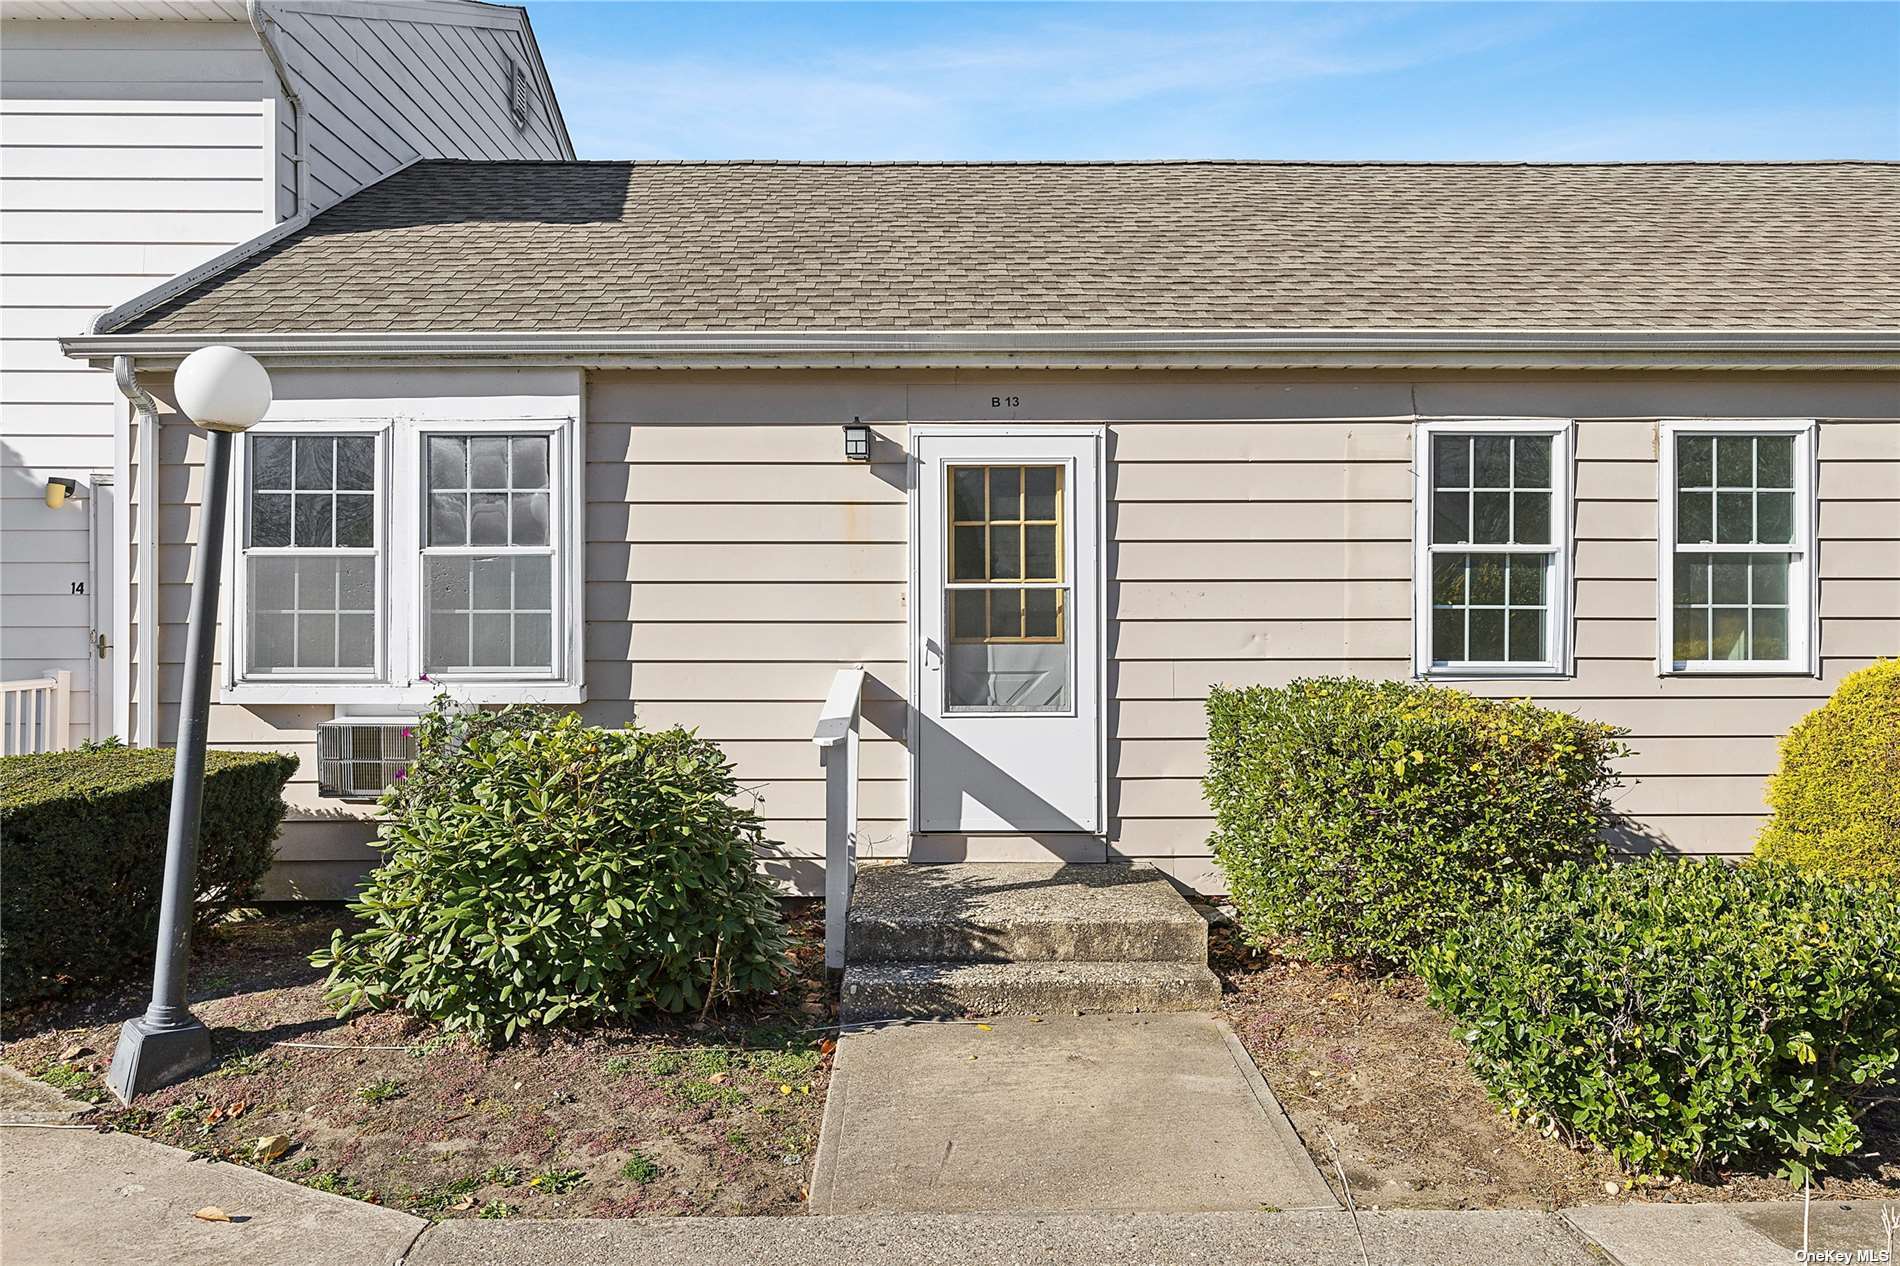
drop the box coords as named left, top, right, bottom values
left=232, top=419, right=389, bottom=683
left=223, top=415, right=585, bottom=706
left=1656, top=419, right=1817, bottom=677
left=1412, top=418, right=1575, bottom=679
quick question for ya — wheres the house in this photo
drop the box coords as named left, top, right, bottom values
left=1, top=0, right=570, bottom=751
left=58, top=159, right=1900, bottom=898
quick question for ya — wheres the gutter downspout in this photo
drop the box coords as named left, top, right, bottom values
left=113, top=356, right=161, bottom=749
left=247, top=0, right=304, bottom=217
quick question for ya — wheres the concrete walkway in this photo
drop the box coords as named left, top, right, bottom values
left=808, top=1013, right=1338, bottom=1215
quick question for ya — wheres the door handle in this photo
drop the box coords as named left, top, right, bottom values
left=96, top=633, right=110, bottom=660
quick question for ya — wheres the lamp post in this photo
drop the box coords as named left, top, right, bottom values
left=107, top=345, right=272, bottom=1103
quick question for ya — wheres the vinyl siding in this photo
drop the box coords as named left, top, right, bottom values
left=6, top=5, right=567, bottom=746
left=144, top=367, right=1900, bottom=897
left=262, top=1, right=568, bottom=216
left=2, top=21, right=277, bottom=744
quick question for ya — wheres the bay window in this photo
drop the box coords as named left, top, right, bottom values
left=1414, top=420, right=1572, bottom=676
left=1660, top=422, right=1814, bottom=674
left=228, top=416, right=581, bottom=703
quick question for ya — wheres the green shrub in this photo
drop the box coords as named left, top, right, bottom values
left=314, top=701, right=791, bottom=1043
left=0, top=747, right=296, bottom=1004
left=1422, top=858, right=1900, bottom=1181
left=1754, top=658, right=1899, bottom=886
left=1204, top=678, right=1626, bottom=967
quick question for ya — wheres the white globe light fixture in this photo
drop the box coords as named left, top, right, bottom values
left=173, top=344, right=271, bottom=432
left=108, top=344, right=273, bottom=1102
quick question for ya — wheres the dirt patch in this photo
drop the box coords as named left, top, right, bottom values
left=1, top=901, right=834, bottom=1220
left=1213, top=926, right=1900, bottom=1211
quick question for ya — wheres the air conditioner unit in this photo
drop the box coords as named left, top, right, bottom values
left=316, top=718, right=418, bottom=800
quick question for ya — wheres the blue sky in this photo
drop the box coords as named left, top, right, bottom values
left=523, top=2, right=1900, bottom=162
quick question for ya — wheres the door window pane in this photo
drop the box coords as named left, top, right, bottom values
left=944, top=463, right=1070, bottom=711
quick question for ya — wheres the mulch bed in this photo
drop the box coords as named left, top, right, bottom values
left=1212, top=925, right=1900, bottom=1211
left=1, top=901, right=835, bottom=1220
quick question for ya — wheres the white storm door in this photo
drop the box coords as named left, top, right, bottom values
left=912, top=430, right=1103, bottom=834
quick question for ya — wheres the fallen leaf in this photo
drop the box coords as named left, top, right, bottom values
left=1027, top=1017, right=1043, bottom=1024
left=798, top=1086, right=810, bottom=1095
left=192, top=1207, right=232, bottom=1223
left=818, top=1039, right=836, bottom=1057
left=976, top=1023, right=992, bottom=1032
left=450, top=1195, right=477, bottom=1212
left=60, top=1043, right=94, bottom=1062
left=778, top=1084, right=792, bottom=1095
left=708, top=1073, right=729, bottom=1085
left=252, top=1134, right=290, bottom=1163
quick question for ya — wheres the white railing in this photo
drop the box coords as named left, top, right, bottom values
left=2, top=671, right=73, bottom=756
left=812, top=665, right=865, bottom=970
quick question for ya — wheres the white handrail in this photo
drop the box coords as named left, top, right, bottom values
left=812, top=666, right=866, bottom=970
left=2, top=671, right=73, bottom=756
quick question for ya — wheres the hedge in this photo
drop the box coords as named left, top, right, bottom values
left=314, top=701, right=791, bottom=1044
left=0, top=747, right=296, bottom=1005
left=1422, top=858, right=1900, bottom=1181
left=1754, top=657, right=1899, bottom=886
left=1204, top=677, right=1626, bottom=967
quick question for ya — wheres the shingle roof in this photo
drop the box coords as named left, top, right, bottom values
left=112, top=160, right=1900, bottom=334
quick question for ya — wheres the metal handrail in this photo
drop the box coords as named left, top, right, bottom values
left=812, top=666, right=866, bottom=970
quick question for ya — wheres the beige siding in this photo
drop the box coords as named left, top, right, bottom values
left=148, top=368, right=1900, bottom=897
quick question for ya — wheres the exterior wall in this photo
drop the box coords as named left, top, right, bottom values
left=2, top=18, right=278, bottom=744
left=260, top=0, right=569, bottom=218
left=144, top=366, right=1900, bottom=896
left=4, top=4, right=568, bottom=745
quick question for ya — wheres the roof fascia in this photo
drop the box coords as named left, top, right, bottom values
left=60, top=329, right=1900, bottom=373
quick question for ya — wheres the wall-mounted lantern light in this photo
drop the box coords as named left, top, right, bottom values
left=842, top=418, right=872, bottom=462
left=44, top=477, right=80, bottom=509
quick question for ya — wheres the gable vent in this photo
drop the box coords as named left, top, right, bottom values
left=506, top=56, right=532, bottom=131
left=317, top=718, right=418, bottom=800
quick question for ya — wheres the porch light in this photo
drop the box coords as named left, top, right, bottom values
left=843, top=419, right=872, bottom=462
left=43, top=477, right=79, bottom=509
left=107, top=345, right=271, bottom=1103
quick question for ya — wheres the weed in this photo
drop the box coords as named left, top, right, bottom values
left=36, top=1062, right=92, bottom=1091
left=477, top=1200, right=518, bottom=1219
left=619, top=1151, right=661, bottom=1184
left=647, top=1051, right=686, bottom=1077
left=674, top=1079, right=745, bottom=1109
left=214, top=1049, right=271, bottom=1078
left=355, top=1077, right=405, bottom=1105
left=307, top=1172, right=368, bottom=1200
left=528, top=1167, right=587, bottom=1195
left=603, top=1055, right=637, bottom=1077
left=686, top=1049, right=731, bottom=1078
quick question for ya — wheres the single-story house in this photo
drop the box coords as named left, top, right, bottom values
left=60, top=159, right=1900, bottom=898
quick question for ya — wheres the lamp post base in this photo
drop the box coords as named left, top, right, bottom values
left=105, top=1014, right=211, bottom=1103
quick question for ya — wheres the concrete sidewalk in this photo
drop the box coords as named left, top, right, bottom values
left=808, top=1013, right=1338, bottom=1215
left=0, top=1124, right=427, bottom=1266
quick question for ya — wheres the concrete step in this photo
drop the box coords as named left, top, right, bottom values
left=840, top=959, right=1224, bottom=1022
left=846, top=862, right=1209, bottom=964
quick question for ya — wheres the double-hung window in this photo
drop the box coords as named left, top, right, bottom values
left=1415, top=420, right=1572, bottom=676
left=1660, top=422, right=1814, bottom=674
left=229, top=416, right=580, bottom=703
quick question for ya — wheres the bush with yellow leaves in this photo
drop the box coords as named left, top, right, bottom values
left=1754, top=658, right=1899, bottom=886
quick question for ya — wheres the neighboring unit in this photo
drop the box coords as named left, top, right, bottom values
left=1, top=0, right=571, bottom=750
left=59, top=159, right=1900, bottom=898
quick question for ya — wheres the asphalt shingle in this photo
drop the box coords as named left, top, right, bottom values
left=112, top=160, right=1900, bottom=334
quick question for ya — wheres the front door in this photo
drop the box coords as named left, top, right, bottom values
left=912, top=429, right=1103, bottom=834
